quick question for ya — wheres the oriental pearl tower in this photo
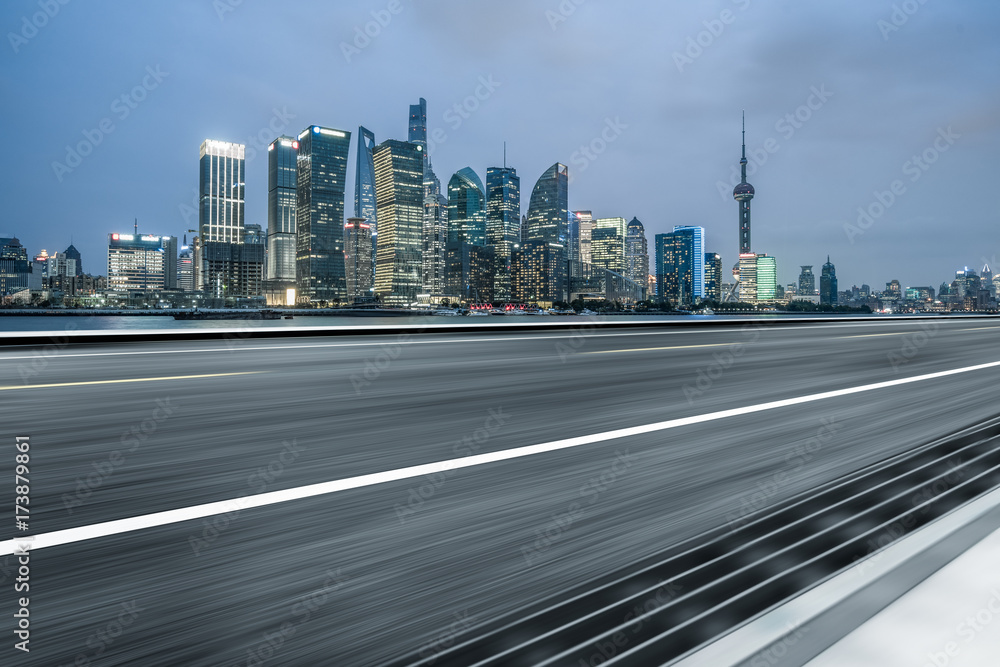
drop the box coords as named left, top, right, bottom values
left=733, top=112, right=755, bottom=254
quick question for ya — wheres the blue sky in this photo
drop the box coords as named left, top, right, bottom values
left=2, top=0, right=999, bottom=289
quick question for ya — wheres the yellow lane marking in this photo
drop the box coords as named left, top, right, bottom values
left=2, top=371, right=264, bottom=391
left=585, top=343, right=734, bottom=355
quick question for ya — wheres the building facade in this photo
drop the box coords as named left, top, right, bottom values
left=625, top=217, right=649, bottom=287
left=267, top=136, right=298, bottom=289
left=374, top=139, right=424, bottom=306
left=486, top=166, right=520, bottom=302
left=447, top=168, right=487, bottom=247
left=798, top=266, right=815, bottom=295
left=705, top=252, right=722, bottom=301
left=107, top=233, right=177, bottom=292
left=344, top=217, right=373, bottom=302
left=820, top=256, right=838, bottom=304
left=295, top=125, right=351, bottom=303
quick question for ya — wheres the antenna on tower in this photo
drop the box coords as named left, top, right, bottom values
left=741, top=110, right=746, bottom=159
left=134, top=218, right=138, bottom=235
left=503, top=141, right=507, bottom=169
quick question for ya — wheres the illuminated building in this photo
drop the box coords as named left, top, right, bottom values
left=798, top=266, right=815, bottom=295
left=512, top=241, right=567, bottom=305
left=0, top=238, right=42, bottom=295
left=344, top=217, right=373, bottom=302
left=447, top=168, right=486, bottom=247
left=626, top=218, right=649, bottom=287
left=738, top=253, right=757, bottom=303
left=486, top=166, right=520, bottom=301
left=705, top=252, right=722, bottom=301
left=199, top=139, right=245, bottom=245
left=107, top=233, right=177, bottom=291
left=354, top=126, right=377, bottom=246
left=295, top=125, right=352, bottom=303
left=374, top=139, right=424, bottom=306
left=655, top=227, right=704, bottom=305
left=591, top=226, right=625, bottom=274
left=267, top=136, right=298, bottom=286
left=756, top=254, right=776, bottom=302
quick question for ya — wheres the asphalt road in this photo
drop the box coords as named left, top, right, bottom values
left=1, top=317, right=999, bottom=666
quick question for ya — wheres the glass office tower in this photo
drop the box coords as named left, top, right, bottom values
left=267, top=136, right=298, bottom=284
left=447, top=168, right=487, bottom=247
left=374, top=139, right=424, bottom=306
left=295, top=125, right=352, bottom=304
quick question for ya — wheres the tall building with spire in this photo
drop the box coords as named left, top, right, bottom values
left=733, top=113, right=755, bottom=255
left=820, top=256, right=838, bottom=305
left=355, top=126, right=377, bottom=244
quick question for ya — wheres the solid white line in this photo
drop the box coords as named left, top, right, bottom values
left=0, top=320, right=987, bottom=362
left=5, top=358, right=1000, bottom=557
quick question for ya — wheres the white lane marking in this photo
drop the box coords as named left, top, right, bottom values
left=1, top=320, right=991, bottom=361
left=5, top=358, right=1000, bottom=556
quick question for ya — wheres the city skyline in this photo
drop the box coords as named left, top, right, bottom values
left=3, top=1, right=999, bottom=290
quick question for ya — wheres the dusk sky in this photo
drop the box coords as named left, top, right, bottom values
left=3, top=0, right=998, bottom=289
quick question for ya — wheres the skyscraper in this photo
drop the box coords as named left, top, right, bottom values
left=705, top=252, right=722, bottom=301
left=798, top=266, right=815, bottom=295
left=177, top=238, right=193, bottom=291
left=344, top=217, right=373, bottom=302
left=733, top=113, right=755, bottom=255
left=593, top=217, right=627, bottom=274
left=354, top=126, right=377, bottom=240
left=295, top=125, right=351, bottom=303
left=267, top=136, right=298, bottom=290
left=738, top=253, right=758, bottom=303
left=408, top=97, right=428, bottom=152
left=820, top=256, right=838, bottom=305
left=199, top=139, right=245, bottom=244
left=107, top=232, right=177, bottom=291
left=422, top=166, right=447, bottom=295
left=571, top=211, right=593, bottom=276
left=625, top=217, right=649, bottom=287
left=756, top=254, right=777, bottom=302
left=63, top=244, right=82, bottom=276
left=447, top=168, right=487, bottom=246
left=512, top=241, right=566, bottom=305
left=199, top=139, right=245, bottom=290
left=374, top=139, right=424, bottom=306
left=655, top=227, right=703, bottom=306
left=523, top=163, right=569, bottom=246
left=591, top=227, right=625, bottom=274
left=486, top=166, right=520, bottom=301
